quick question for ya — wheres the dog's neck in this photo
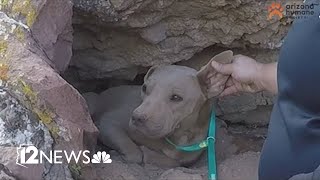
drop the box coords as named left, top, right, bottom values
left=166, top=100, right=212, bottom=146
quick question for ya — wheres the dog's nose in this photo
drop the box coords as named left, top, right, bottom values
left=131, top=113, right=146, bottom=125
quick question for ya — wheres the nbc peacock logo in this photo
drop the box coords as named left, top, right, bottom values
left=91, top=151, right=112, bottom=164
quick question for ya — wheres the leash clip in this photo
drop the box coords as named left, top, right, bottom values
left=206, top=136, right=215, bottom=143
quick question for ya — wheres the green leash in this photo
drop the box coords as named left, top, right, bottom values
left=165, top=109, right=217, bottom=180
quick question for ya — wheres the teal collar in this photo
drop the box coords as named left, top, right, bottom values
left=165, top=109, right=217, bottom=180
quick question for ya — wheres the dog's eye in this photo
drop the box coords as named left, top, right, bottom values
left=170, top=94, right=183, bottom=102
left=142, top=84, right=147, bottom=93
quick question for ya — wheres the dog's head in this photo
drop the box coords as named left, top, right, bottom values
left=129, top=51, right=233, bottom=138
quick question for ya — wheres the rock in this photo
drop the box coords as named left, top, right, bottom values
left=71, top=0, right=291, bottom=80
left=93, top=159, right=151, bottom=180
left=157, top=169, right=204, bottom=180
left=31, top=0, right=73, bottom=72
left=215, top=125, right=238, bottom=163
left=177, top=46, right=280, bottom=71
left=220, top=105, right=273, bottom=126
left=156, top=151, right=260, bottom=180
left=0, top=0, right=73, bottom=72
left=0, top=0, right=98, bottom=179
left=209, top=91, right=275, bottom=126
left=218, top=151, right=260, bottom=180
left=93, top=154, right=209, bottom=180
left=0, top=90, right=49, bottom=180
left=0, top=163, right=16, bottom=180
left=215, top=92, right=275, bottom=115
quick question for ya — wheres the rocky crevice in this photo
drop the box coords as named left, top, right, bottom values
left=70, top=0, right=291, bottom=81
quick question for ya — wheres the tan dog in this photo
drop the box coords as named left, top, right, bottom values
left=83, top=51, right=233, bottom=167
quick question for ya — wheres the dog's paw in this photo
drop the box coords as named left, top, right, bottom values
left=140, top=146, right=154, bottom=164
left=140, top=146, right=179, bottom=167
left=121, top=148, right=143, bottom=164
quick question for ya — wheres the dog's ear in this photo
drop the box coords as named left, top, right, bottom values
left=144, top=65, right=160, bottom=82
left=196, top=50, right=233, bottom=99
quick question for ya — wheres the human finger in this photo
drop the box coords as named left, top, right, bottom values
left=211, top=61, right=234, bottom=75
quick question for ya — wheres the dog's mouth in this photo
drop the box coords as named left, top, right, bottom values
left=129, top=119, right=161, bottom=138
left=164, top=123, right=181, bottom=137
left=129, top=119, right=181, bottom=138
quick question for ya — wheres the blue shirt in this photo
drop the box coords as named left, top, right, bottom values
left=258, top=1, right=320, bottom=180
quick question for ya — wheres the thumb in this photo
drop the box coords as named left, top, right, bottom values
left=211, top=61, right=234, bottom=75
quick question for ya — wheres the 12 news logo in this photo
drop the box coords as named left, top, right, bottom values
left=16, top=144, right=112, bottom=168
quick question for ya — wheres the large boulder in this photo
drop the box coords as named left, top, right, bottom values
left=72, top=0, right=291, bottom=80
left=0, top=0, right=98, bottom=179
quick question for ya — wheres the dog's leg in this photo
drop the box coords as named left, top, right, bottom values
left=99, top=124, right=143, bottom=164
left=82, top=92, right=99, bottom=116
left=178, top=151, right=203, bottom=167
left=140, top=146, right=180, bottom=167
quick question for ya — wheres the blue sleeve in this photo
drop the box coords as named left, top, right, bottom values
left=289, top=165, right=320, bottom=180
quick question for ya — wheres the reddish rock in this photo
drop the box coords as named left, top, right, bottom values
left=0, top=0, right=98, bottom=179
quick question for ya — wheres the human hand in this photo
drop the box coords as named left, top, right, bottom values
left=197, top=50, right=233, bottom=98
left=209, top=54, right=264, bottom=96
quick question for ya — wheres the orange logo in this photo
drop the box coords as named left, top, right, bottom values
left=268, top=2, right=284, bottom=20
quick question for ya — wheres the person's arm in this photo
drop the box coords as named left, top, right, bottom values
left=289, top=165, right=320, bottom=180
left=257, top=62, right=278, bottom=94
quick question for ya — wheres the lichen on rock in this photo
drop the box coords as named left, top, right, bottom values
left=13, top=26, right=24, bottom=41
left=0, top=11, right=28, bottom=48
left=0, top=0, right=98, bottom=179
left=1, top=0, right=37, bottom=28
left=0, top=40, right=8, bottom=54
left=0, top=64, right=9, bottom=81
left=18, top=79, right=62, bottom=139
left=0, top=81, right=53, bottom=150
left=0, top=40, right=8, bottom=57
